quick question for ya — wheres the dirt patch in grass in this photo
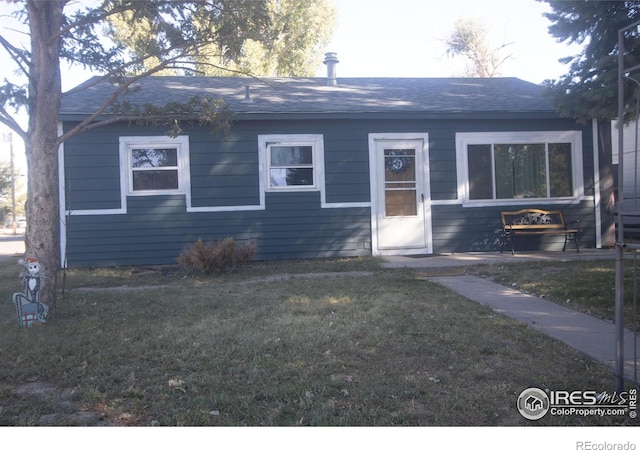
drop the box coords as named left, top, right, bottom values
left=9, top=381, right=108, bottom=426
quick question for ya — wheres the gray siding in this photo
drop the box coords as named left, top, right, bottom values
left=65, top=193, right=371, bottom=267
left=431, top=202, right=595, bottom=254
left=62, top=116, right=596, bottom=267
left=189, top=134, right=261, bottom=208
left=63, top=128, right=121, bottom=211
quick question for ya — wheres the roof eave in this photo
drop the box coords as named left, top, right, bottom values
left=59, top=110, right=561, bottom=123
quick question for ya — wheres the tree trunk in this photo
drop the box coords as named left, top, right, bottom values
left=25, top=1, right=65, bottom=311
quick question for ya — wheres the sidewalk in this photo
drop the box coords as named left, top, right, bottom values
left=0, top=234, right=24, bottom=262
left=382, top=250, right=639, bottom=383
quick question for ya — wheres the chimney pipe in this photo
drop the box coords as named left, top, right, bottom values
left=323, top=52, right=339, bottom=86
left=241, top=85, right=253, bottom=103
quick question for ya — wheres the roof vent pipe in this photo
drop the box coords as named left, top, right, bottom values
left=323, top=52, right=339, bottom=86
left=241, top=85, right=253, bottom=103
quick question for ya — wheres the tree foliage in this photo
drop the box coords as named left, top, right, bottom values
left=540, top=0, right=640, bottom=123
left=0, top=162, right=13, bottom=203
left=444, top=17, right=512, bottom=78
left=0, top=0, right=293, bottom=308
left=1, top=0, right=274, bottom=138
left=109, top=0, right=338, bottom=77
left=0, top=160, right=24, bottom=223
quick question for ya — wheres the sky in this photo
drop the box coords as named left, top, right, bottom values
left=49, top=0, right=581, bottom=89
left=0, top=0, right=582, bottom=104
left=0, top=0, right=582, bottom=170
left=317, top=0, right=581, bottom=83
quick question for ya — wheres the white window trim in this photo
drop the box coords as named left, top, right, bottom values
left=259, top=134, right=325, bottom=194
left=119, top=135, right=190, bottom=197
left=455, top=131, right=584, bottom=207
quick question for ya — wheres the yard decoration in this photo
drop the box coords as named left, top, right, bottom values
left=12, top=257, right=48, bottom=327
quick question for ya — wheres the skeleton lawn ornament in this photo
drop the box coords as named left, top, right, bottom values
left=12, top=257, right=48, bottom=327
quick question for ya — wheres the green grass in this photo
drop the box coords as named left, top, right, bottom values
left=468, top=258, right=640, bottom=330
left=0, top=258, right=636, bottom=426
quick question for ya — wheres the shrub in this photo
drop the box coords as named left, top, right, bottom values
left=177, top=237, right=257, bottom=274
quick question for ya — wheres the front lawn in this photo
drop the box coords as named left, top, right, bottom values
left=0, top=258, right=634, bottom=426
left=469, top=258, right=639, bottom=330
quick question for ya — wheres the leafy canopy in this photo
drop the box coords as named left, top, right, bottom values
left=0, top=0, right=273, bottom=139
left=444, top=17, right=512, bottom=78
left=109, top=0, right=338, bottom=77
left=540, top=0, right=640, bottom=123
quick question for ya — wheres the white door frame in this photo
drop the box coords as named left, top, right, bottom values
left=368, top=133, right=433, bottom=256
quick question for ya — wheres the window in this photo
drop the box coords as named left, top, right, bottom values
left=269, top=145, right=314, bottom=188
left=131, top=148, right=179, bottom=191
left=120, top=136, right=190, bottom=195
left=260, top=135, right=324, bottom=191
left=384, top=148, right=418, bottom=216
left=469, top=142, right=572, bottom=200
left=457, top=131, right=583, bottom=205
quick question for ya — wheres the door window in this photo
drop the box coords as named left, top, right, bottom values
left=384, top=149, right=417, bottom=216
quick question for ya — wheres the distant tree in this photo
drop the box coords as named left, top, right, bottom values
left=0, top=0, right=273, bottom=310
left=0, top=161, right=25, bottom=226
left=539, top=1, right=639, bottom=247
left=444, top=17, right=512, bottom=78
left=111, top=0, right=338, bottom=77
left=215, top=0, right=337, bottom=77
left=540, top=0, right=640, bottom=123
left=0, top=162, right=12, bottom=204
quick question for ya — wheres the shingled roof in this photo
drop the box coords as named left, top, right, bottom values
left=60, top=75, right=556, bottom=119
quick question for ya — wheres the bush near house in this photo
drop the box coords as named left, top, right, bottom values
left=177, top=237, right=257, bottom=275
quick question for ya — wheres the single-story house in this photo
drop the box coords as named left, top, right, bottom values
left=58, top=55, right=612, bottom=267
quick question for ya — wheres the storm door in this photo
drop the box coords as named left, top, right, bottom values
left=371, top=135, right=432, bottom=254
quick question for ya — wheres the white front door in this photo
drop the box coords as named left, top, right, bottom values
left=369, top=134, right=432, bottom=255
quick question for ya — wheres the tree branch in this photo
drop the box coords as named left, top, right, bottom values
left=0, top=107, right=27, bottom=140
left=56, top=0, right=214, bottom=42
left=56, top=47, right=235, bottom=145
left=0, top=33, right=32, bottom=78
left=55, top=0, right=140, bottom=41
left=57, top=63, right=173, bottom=145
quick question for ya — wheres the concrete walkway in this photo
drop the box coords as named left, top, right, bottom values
left=382, top=250, right=639, bottom=383
left=0, top=234, right=24, bottom=263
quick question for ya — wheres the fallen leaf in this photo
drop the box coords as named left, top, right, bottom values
left=168, top=379, right=186, bottom=391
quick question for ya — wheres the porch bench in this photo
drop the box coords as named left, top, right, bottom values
left=500, top=208, right=581, bottom=255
